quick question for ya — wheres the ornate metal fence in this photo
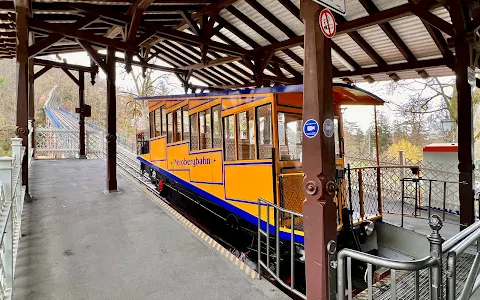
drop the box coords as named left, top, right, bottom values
left=34, top=125, right=103, bottom=159
left=0, top=138, right=27, bottom=299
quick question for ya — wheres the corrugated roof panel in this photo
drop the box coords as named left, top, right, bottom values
left=217, top=27, right=253, bottom=50
left=211, top=33, right=228, bottom=45
left=291, top=0, right=368, bottom=20
left=332, top=34, right=376, bottom=66
left=389, top=15, right=442, bottom=59
left=424, top=66, right=454, bottom=78
left=290, top=46, right=304, bottom=59
left=232, top=61, right=254, bottom=76
left=258, top=0, right=304, bottom=36
left=274, top=51, right=304, bottom=73
left=357, top=25, right=405, bottom=63
left=372, top=0, right=408, bottom=12
left=431, top=7, right=452, bottom=42
left=233, top=0, right=290, bottom=42
left=219, top=9, right=270, bottom=47
left=345, top=0, right=369, bottom=21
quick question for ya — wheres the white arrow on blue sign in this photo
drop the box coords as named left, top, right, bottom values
left=303, top=119, right=320, bottom=138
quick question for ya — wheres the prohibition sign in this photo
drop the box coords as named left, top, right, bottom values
left=319, top=8, right=336, bottom=39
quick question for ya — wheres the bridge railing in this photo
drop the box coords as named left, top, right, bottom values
left=0, top=138, right=27, bottom=299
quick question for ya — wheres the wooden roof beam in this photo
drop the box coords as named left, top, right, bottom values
left=334, top=57, right=448, bottom=77
left=180, top=55, right=241, bottom=70
left=34, top=58, right=97, bottom=72
left=66, top=3, right=249, bottom=57
left=29, top=18, right=138, bottom=52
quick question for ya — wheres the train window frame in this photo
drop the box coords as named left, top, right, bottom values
left=174, top=109, right=182, bottom=142
left=190, top=113, right=199, bottom=151
left=236, top=108, right=256, bottom=161
left=149, top=110, right=155, bottom=139
left=223, top=114, right=236, bottom=161
left=154, top=108, right=161, bottom=137
left=199, top=108, right=212, bottom=150
left=182, top=106, right=189, bottom=142
left=277, top=111, right=302, bottom=161
left=161, top=105, right=166, bottom=135
left=166, top=112, right=173, bottom=143
left=256, top=104, right=273, bottom=159
left=212, top=105, right=222, bottom=148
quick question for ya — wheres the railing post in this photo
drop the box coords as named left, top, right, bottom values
left=11, top=138, right=23, bottom=170
left=399, top=150, right=406, bottom=178
left=427, top=215, right=444, bottom=300
left=358, top=169, right=365, bottom=220
left=0, top=157, right=13, bottom=202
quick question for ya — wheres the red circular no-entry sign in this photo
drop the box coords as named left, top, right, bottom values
left=319, top=8, right=336, bottom=39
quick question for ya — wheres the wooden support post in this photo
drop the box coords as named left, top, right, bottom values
left=15, top=0, right=30, bottom=193
left=106, top=47, right=117, bottom=192
left=79, top=71, right=86, bottom=159
left=449, top=0, right=475, bottom=230
left=300, top=1, right=337, bottom=299
left=456, top=40, right=475, bottom=229
left=28, top=33, right=35, bottom=156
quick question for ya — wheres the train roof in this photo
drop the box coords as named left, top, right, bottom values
left=135, top=83, right=385, bottom=106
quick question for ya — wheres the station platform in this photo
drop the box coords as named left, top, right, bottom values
left=13, top=159, right=289, bottom=300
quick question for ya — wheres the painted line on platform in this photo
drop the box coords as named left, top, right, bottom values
left=119, top=169, right=259, bottom=280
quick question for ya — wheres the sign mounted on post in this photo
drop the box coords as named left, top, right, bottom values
left=319, top=8, right=336, bottom=39
left=312, top=0, right=346, bottom=16
left=303, top=119, right=320, bottom=138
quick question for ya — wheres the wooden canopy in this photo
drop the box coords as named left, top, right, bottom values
left=0, top=0, right=477, bottom=90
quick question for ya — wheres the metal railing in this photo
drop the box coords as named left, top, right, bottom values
left=347, top=164, right=421, bottom=220
left=334, top=215, right=480, bottom=300
left=257, top=197, right=306, bottom=299
left=399, top=178, right=467, bottom=227
left=0, top=138, right=27, bottom=299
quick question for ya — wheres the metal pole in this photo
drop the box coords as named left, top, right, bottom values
left=401, top=179, right=405, bottom=227
left=106, top=47, right=117, bottom=191
left=427, top=215, right=444, bottom=300
left=347, top=164, right=353, bottom=210
left=428, top=180, right=433, bottom=219
left=300, top=1, right=337, bottom=298
left=79, top=71, right=86, bottom=159
left=257, top=198, right=262, bottom=279
left=443, top=181, right=447, bottom=221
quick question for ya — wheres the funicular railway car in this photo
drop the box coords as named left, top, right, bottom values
left=136, top=84, right=384, bottom=290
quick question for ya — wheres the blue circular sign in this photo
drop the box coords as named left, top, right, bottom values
left=303, top=119, right=319, bottom=138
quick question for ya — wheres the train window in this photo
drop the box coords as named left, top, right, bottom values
left=167, top=112, right=173, bottom=143
left=199, top=109, right=212, bottom=150
left=212, top=105, right=222, bottom=148
left=155, top=109, right=161, bottom=137
left=223, top=115, right=235, bottom=161
left=237, top=108, right=255, bottom=160
left=190, top=113, right=198, bottom=151
left=175, top=109, right=182, bottom=142
left=161, top=106, right=166, bottom=135
left=334, top=117, right=340, bottom=157
left=256, top=104, right=272, bottom=159
left=277, top=112, right=302, bottom=161
left=182, top=106, right=189, bottom=141
left=149, top=111, right=155, bottom=138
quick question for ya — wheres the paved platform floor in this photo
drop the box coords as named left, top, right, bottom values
left=13, top=159, right=289, bottom=300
